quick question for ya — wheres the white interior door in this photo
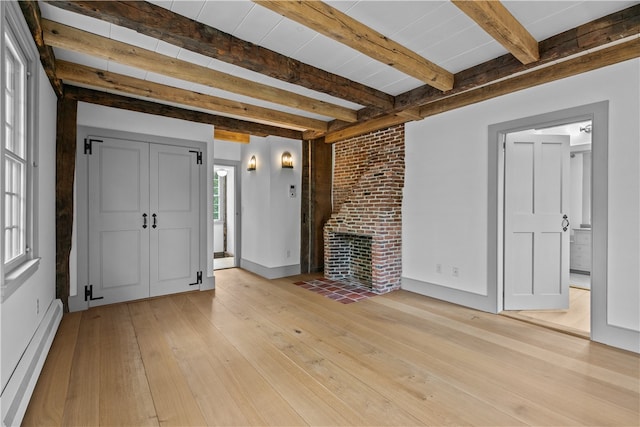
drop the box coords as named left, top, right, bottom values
left=504, top=133, right=570, bottom=310
left=88, top=137, right=150, bottom=306
left=149, top=144, right=200, bottom=296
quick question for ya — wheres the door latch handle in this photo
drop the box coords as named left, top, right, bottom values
left=152, top=213, right=157, bottom=229
left=562, top=214, right=570, bottom=232
left=142, top=213, right=148, bottom=229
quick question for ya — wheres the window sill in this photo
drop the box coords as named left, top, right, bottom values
left=2, top=258, right=40, bottom=302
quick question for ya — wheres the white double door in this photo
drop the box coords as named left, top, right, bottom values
left=88, top=137, right=200, bottom=306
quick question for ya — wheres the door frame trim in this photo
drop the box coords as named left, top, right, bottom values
left=70, top=126, right=211, bottom=311
left=213, top=159, right=241, bottom=270
left=488, top=101, right=615, bottom=344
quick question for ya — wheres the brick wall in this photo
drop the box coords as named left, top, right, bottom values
left=324, top=124, right=405, bottom=293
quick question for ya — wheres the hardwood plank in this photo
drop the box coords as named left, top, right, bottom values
left=452, top=0, right=539, bottom=64
left=42, top=19, right=358, bottom=122
left=44, top=0, right=394, bottom=110
left=169, top=293, right=308, bottom=426
left=22, top=312, right=81, bottom=426
left=64, top=85, right=303, bottom=140
left=98, top=304, right=158, bottom=426
left=23, top=269, right=639, bottom=426
left=147, top=296, right=266, bottom=426
left=210, top=283, right=426, bottom=426
left=60, top=309, right=102, bottom=426
left=226, top=271, right=577, bottom=426
left=127, top=301, right=207, bottom=426
left=255, top=0, right=453, bottom=91
left=56, top=60, right=328, bottom=132
left=186, top=291, right=365, bottom=426
left=213, top=271, right=523, bottom=426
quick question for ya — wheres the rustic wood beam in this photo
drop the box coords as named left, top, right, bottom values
left=254, top=0, right=454, bottom=92
left=418, top=37, right=640, bottom=119
left=324, top=37, right=640, bottom=143
left=358, top=3, right=640, bottom=121
left=56, top=96, right=77, bottom=312
left=452, top=0, right=539, bottom=64
left=214, top=129, right=250, bottom=144
left=17, top=1, right=63, bottom=97
left=44, top=0, right=394, bottom=111
left=64, top=85, right=303, bottom=140
left=56, top=60, right=328, bottom=132
left=42, top=19, right=357, bottom=123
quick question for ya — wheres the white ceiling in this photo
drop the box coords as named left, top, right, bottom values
left=38, top=0, right=638, bottom=128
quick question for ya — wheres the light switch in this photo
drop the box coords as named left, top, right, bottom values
left=289, top=184, right=296, bottom=198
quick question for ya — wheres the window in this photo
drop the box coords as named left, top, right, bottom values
left=2, top=2, right=38, bottom=297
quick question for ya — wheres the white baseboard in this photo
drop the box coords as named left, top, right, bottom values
left=1, top=299, right=62, bottom=427
left=240, top=259, right=300, bottom=279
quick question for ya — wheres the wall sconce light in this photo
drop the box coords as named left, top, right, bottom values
left=281, top=151, right=293, bottom=169
left=215, top=168, right=228, bottom=177
left=247, top=155, right=257, bottom=171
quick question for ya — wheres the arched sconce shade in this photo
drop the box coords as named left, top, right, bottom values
left=281, top=151, right=293, bottom=169
left=247, top=155, right=257, bottom=171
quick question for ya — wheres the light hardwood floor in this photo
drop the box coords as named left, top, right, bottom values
left=502, top=287, right=591, bottom=338
left=23, top=268, right=639, bottom=426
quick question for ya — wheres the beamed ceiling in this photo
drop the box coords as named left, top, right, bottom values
left=20, top=0, right=640, bottom=142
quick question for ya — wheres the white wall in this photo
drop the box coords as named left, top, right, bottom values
left=1, top=66, right=57, bottom=391
left=404, top=59, right=639, bottom=340
left=241, top=136, right=301, bottom=277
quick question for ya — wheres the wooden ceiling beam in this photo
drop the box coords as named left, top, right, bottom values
left=254, top=0, right=454, bottom=92
left=323, top=37, right=640, bottom=143
left=360, top=3, right=640, bottom=121
left=64, top=85, right=303, bottom=140
left=17, top=1, right=63, bottom=97
left=56, top=60, right=328, bottom=132
left=42, top=19, right=358, bottom=123
left=44, top=0, right=394, bottom=110
left=214, top=129, right=250, bottom=144
left=452, top=0, right=539, bottom=64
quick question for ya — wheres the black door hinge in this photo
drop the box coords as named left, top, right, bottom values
left=189, top=271, right=203, bottom=286
left=84, top=138, right=103, bottom=155
left=189, top=150, right=202, bottom=165
left=84, top=285, right=104, bottom=301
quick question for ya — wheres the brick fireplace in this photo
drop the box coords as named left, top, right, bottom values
left=324, top=124, right=404, bottom=294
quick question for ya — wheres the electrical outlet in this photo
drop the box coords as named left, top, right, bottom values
left=286, top=249, right=291, bottom=258
left=436, top=263, right=442, bottom=274
left=452, top=267, right=459, bottom=277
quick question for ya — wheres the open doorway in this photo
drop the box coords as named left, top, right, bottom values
left=213, top=162, right=240, bottom=270
left=502, top=120, right=592, bottom=337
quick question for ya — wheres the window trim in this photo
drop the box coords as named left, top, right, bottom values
left=1, top=1, right=40, bottom=302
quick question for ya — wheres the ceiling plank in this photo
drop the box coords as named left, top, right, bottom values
left=452, top=0, right=539, bottom=64
left=42, top=19, right=358, bottom=123
left=214, top=129, right=250, bottom=144
left=64, top=85, right=303, bottom=140
left=56, top=60, right=328, bottom=132
left=324, top=37, right=639, bottom=143
left=254, top=0, right=454, bottom=92
left=44, top=0, right=394, bottom=111
left=17, top=1, right=63, bottom=97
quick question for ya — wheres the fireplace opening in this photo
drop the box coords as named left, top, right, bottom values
left=326, top=232, right=372, bottom=288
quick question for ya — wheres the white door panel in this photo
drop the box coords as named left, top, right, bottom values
left=149, top=144, right=200, bottom=297
left=88, top=138, right=149, bottom=306
left=504, top=134, right=570, bottom=310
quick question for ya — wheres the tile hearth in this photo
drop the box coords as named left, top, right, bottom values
left=293, top=278, right=378, bottom=304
